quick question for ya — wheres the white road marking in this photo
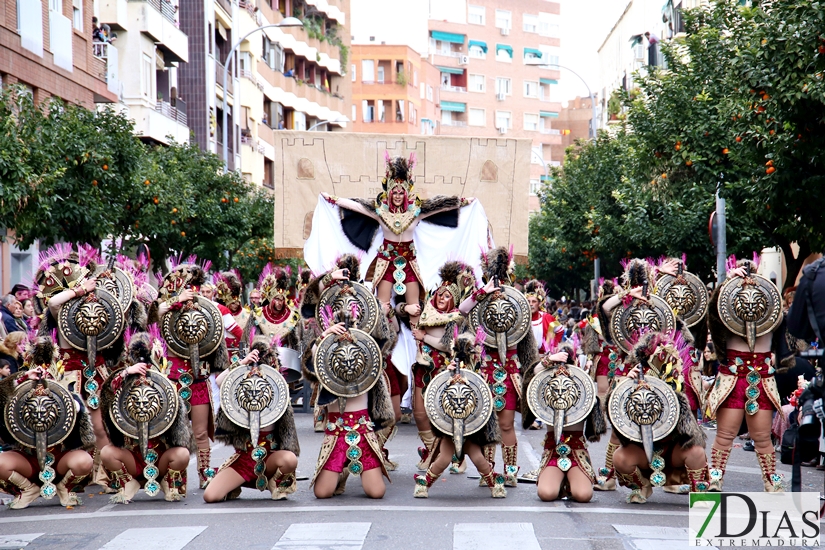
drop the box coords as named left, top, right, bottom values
left=613, top=524, right=717, bottom=550
left=453, top=523, right=540, bottom=550
left=0, top=533, right=44, bottom=549
left=98, top=526, right=207, bottom=550
left=272, top=522, right=371, bottom=550
left=519, top=439, right=541, bottom=470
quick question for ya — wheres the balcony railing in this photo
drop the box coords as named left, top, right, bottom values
left=155, top=100, right=187, bottom=125
left=216, top=61, right=233, bottom=95
left=216, top=0, right=231, bottom=14
left=441, top=120, right=467, bottom=127
left=241, top=134, right=256, bottom=148
left=540, top=128, right=560, bottom=135
left=129, top=0, right=178, bottom=26
left=238, top=0, right=255, bottom=15
left=434, top=50, right=462, bottom=58
left=441, top=85, right=466, bottom=93
left=92, top=41, right=108, bottom=59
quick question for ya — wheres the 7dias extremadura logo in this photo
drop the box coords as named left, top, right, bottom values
left=689, top=492, right=821, bottom=547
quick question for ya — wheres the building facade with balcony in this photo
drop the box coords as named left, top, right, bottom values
left=96, top=0, right=190, bottom=145
left=178, top=0, right=350, bottom=186
left=0, top=0, right=121, bottom=294
left=350, top=44, right=440, bottom=135
left=351, top=0, right=563, bottom=219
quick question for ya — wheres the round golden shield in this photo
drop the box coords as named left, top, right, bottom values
left=314, top=329, right=383, bottom=397
left=468, top=286, right=531, bottom=349
left=58, top=288, right=126, bottom=352
left=5, top=379, right=77, bottom=453
left=717, top=273, right=782, bottom=340
left=608, top=376, right=679, bottom=444
left=526, top=364, right=597, bottom=426
left=160, top=296, right=224, bottom=359
left=220, top=364, right=290, bottom=429
left=109, top=370, right=179, bottom=441
left=423, top=368, right=493, bottom=437
left=609, top=294, right=677, bottom=354
left=655, top=271, right=709, bottom=327
left=94, top=266, right=136, bottom=313
left=316, top=281, right=379, bottom=335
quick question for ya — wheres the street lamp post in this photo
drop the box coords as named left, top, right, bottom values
left=307, top=117, right=349, bottom=131
left=221, top=17, right=303, bottom=172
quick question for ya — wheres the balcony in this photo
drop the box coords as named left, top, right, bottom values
left=440, top=85, right=467, bottom=93
left=441, top=120, right=468, bottom=127
left=540, top=128, right=560, bottom=135
left=216, top=0, right=232, bottom=18
left=130, top=0, right=188, bottom=63
left=129, top=101, right=190, bottom=145
left=92, top=42, right=122, bottom=97
left=98, top=0, right=129, bottom=31
left=216, top=60, right=233, bottom=97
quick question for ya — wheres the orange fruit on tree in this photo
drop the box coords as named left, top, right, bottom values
left=686, top=160, right=692, bottom=166
left=736, top=136, right=742, bottom=142
left=172, top=207, right=178, bottom=213
left=153, top=197, right=159, bottom=204
left=144, top=179, right=150, bottom=185
left=92, top=180, right=98, bottom=186
left=180, top=231, right=186, bottom=237
left=103, top=164, right=108, bottom=170
left=766, top=159, right=774, bottom=166
left=234, top=197, right=239, bottom=203
left=766, top=166, right=776, bottom=174
left=171, top=220, right=176, bottom=225
left=661, top=173, right=667, bottom=179
left=722, top=148, right=729, bottom=154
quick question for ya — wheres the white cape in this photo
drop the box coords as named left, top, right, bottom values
left=303, top=195, right=493, bottom=409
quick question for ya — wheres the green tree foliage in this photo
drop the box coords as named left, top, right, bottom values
left=529, top=1, right=825, bottom=292
left=0, top=86, right=275, bottom=274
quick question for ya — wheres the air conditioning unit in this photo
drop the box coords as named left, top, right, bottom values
left=458, top=55, right=469, bottom=65
left=497, top=126, right=507, bottom=134
left=496, top=92, right=506, bottom=101
left=500, top=27, right=510, bottom=36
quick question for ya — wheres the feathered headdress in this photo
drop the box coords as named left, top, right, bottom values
left=22, top=333, right=62, bottom=378
left=335, top=254, right=361, bottom=282
left=33, top=243, right=99, bottom=313
left=628, top=330, right=688, bottom=392
left=258, top=263, right=291, bottom=303
left=620, top=258, right=654, bottom=290
left=381, top=152, right=415, bottom=195
left=523, top=280, right=547, bottom=309
left=480, top=246, right=515, bottom=285
left=726, top=252, right=760, bottom=275
left=451, top=327, right=485, bottom=370
left=213, top=270, right=243, bottom=306
left=158, top=255, right=208, bottom=302
left=436, top=261, right=465, bottom=306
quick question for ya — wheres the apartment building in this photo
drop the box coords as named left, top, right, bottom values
left=598, top=0, right=702, bottom=126
left=350, top=44, right=440, bottom=135
left=96, top=0, right=190, bottom=145
left=549, top=95, right=595, bottom=163
left=0, top=0, right=120, bottom=293
left=178, top=0, right=350, bottom=186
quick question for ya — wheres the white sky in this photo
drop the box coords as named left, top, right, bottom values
left=557, top=0, right=629, bottom=105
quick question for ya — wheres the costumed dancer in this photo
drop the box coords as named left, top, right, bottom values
left=705, top=255, right=796, bottom=492
left=0, top=335, right=95, bottom=509
left=204, top=341, right=300, bottom=503
left=524, top=280, right=563, bottom=353
left=300, top=256, right=398, bottom=491
left=521, top=341, right=606, bottom=502
left=413, top=326, right=507, bottom=498
left=463, top=247, right=539, bottom=487
left=100, top=327, right=193, bottom=503
left=319, top=152, right=473, bottom=327
left=154, top=257, right=228, bottom=488
left=213, top=270, right=250, bottom=361
left=411, top=261, right=486, bottom=473
left=594, top=260, right=663, bottom=491
left=610, top=331, right=709, bottom=503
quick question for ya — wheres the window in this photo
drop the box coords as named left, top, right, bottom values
left=362, top=100, right=374, bottom=122
left=469, top=45, right=486, bottom=59
left=539, top=45, right=560, bottom=67
left=351, top=104, right=357, bottom=122
left=529, top=179, right=541, bottom=195
left=141, top=54, right=152, bottom=98
left=523, top=80, right=539, bottom=98
left=396, top=100, right=405, bottom=122
left=523, top=14, right=538, bottom=33
left=496, top=45, right=513, bottom=62
left=441, top=110, right=453, bottom=125
left=72, top=0, right=82, bottom=31
left=413, top=69, right=418, bottom=87
left=495, top=110, right=511, bottom=129
left=361, top=59, right=375, bottom=82
left=469, top=74, right=485, bottom=92
left=495, top=9, right=511, bottom=29
left=49, top=0, right=60, bottom=11
left=495, top=77, right=511, bottom=95
left=469, top=108, right=485, bottom=126
left=426, top=85, right=433, bottom=102
left=524, top=113, right=539, bottom=131
left=377, top=99, right=385, bottom=122
left=532, top=145, right=543, bottom=164
left=409, top=103, right=417, bottom=125
left=351, top=65, right=356, bottom=82
left=377, top=66, right=385, bottom=83
left=468, top=5, right=485, bottom=25
left=539, top=12, right=560, bottom=38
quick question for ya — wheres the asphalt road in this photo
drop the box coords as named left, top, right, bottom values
left=0, top=413, right=821, bottom=550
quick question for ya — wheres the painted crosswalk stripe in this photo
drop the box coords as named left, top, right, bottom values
left=99, top=526, right=207, bottom=550
left=272, top=522, right=371, bottom=550
left=453, top=523, right=541, bottom=550
left=612, top=524, right=717, bottom=550
left=0, top=533, right=44, bottom=549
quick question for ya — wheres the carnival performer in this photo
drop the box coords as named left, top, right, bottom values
left=411, top=261, right=487, bottom=473
left=315, top=152, right=474, bottom=327
left=300, top=256, right=397, bottom=494
left=154, top=258, right=229, bottom=488
left=610, top=331, right=709, bottom=503
left=521, top=342, right=606, bottom=502
left=100, top=328, right=193, bottom=503
left=461, top=247, right=539, bottom=487
left=524, top=280, right=563, bottom=353
left=204, top=342, right=300, bottom=503
left=705, top=256, right=796, bottom=492
left=413, top=327, right=507, bottom=498
left=0, top=335, right=95, bottom=509
left=213, top=270, right=250, bottom=361
left=593, top=260, right=653, bottom=491
left=244, top=265, right=302, bottom=353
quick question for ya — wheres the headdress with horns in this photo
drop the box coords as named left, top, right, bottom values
left=214, top=270, right=243, bottom=306
left=479, top=246, right=515, bottom=285
left=157, top=255, right=211, bottom=302
left=258, top=264, right=291, bottom=303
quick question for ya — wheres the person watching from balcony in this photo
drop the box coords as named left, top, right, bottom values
left=92, top=16, right=103, bottom=42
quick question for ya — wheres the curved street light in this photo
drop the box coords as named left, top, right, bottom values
left=222, top=17, right=303, bottom=172
left=308, top=117, right=349, bottom=131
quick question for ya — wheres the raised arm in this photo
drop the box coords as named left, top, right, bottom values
left=48, top=277, right=97, bottom=317
left=419, top=196, right=474, bottom=220
left=458, top=278, right=498, bottom=314
left=321, top=193, right=379, bottom=221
